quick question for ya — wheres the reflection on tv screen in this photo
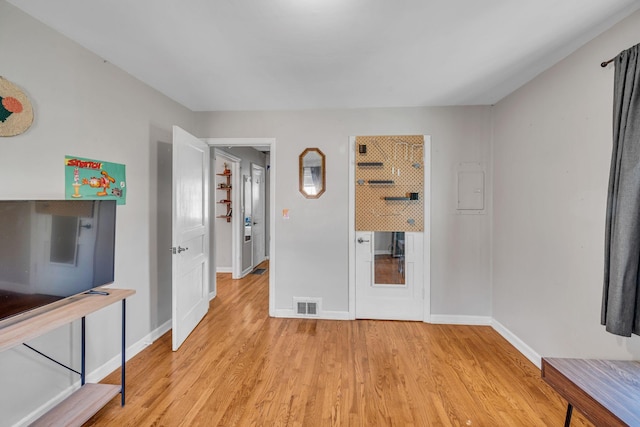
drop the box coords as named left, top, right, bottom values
left=0, top=200, right=116, bottom=322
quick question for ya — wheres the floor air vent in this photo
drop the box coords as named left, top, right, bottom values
left=294, top=298, right=320, bottom=316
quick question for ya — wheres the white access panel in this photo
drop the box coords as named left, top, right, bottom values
left=456, top=162, right=485, bottom=213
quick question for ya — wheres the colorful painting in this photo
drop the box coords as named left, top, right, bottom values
left=65, top=155, right=127, bottom=205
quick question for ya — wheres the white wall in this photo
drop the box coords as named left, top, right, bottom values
left=0, top=2, right=196, bottom=425
left=213, top=153, right=233, bottom=271
left=196, top=107, right=493, bottom=316
left=492, top=10, right=640, bottom=360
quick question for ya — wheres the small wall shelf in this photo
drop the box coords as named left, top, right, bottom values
left=216, top=171, right=232, bottom=222
left=357, top=162, right=384, bottom=167
left=383, top=193, right=419, bottom=201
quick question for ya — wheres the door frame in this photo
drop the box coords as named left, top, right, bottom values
left=204, top=137, right=276, bottom=317
left=348, top=135, right=432, bottom=322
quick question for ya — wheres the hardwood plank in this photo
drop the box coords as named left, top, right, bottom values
left=86, top=264, right=592, bottom=426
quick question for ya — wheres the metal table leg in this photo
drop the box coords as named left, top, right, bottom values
left=121, top=298, right=126, bottom=406
left=81, top=316, right=86, bottom=386
left=564, top=403, right=573, bottom=427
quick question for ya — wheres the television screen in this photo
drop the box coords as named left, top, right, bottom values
left=0, top=200, right=116, bottom=322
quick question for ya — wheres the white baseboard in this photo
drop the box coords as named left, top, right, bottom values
left=216, top=266, right=232, bottom=273
left=272, top=309, right=351, bottom=320
left=86, top=319, right=171, bottom=383
left=146, top=319, right=172, bottom=346
left=491, top=319, right=541, bottom=369
left=429, top=314, right=492, bottom=325
left=429, top=315, right=541, bottom=368
left=16, top=319, right=172, bottom=427
left=14, top=383, right=78, bottom=427
left=319, top=310, right=351, bottom=320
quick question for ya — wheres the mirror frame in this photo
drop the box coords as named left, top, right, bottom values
left=299, top=147, right=326, bottom=199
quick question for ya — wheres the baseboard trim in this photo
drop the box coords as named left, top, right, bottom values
left=86, top=319, right=171, bottom=383
left=216, top=266, right=232, bottom=273
left=429, top=314, right=492, bottom=325
left=147, top=319, right=172, bottom=345
left=428, top=315, right=542, bottom=369
left=272, top=309, right=351, bottom=320
left=491, top=319, right=542, bottom=369
left=14, top=382, right=78, bottom=427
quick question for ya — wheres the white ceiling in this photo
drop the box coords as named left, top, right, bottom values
left=8, top=0, right=640, bottom=111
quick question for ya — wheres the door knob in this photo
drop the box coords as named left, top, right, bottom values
left=357, top=237, right=370, bottom=243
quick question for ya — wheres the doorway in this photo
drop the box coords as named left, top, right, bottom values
left=213, top=149, right=241, bottom=281
left=348, top=135, right=431, bottom=321
left=251, top=163, right=266, bottom=267
left=205, top=138, right=276, bottom=317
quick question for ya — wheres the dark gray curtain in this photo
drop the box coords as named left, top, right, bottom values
left=602, top=43, right=640, bottom=337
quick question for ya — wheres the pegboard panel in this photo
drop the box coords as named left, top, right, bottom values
left=355, top=135, right=424, bottom=231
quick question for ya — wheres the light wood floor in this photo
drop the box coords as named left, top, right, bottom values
left=87, top=262, right=591, bottom=426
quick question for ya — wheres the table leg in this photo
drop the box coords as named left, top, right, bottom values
left=564, top=403, right=573, bottom=427
left=121, top=298, right=126, bottom=406
left=81, top=316, right=86, bottom=386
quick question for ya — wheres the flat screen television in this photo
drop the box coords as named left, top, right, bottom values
left=0, top=200, right=116, bottom=322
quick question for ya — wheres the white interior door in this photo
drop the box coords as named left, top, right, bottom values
left=355, top=231, right=424, bottom=320
left=172, top=125, right=210, bottom=351
left=351, top=135, right=430, bottom=321
left=251, top=164, right=266, bottom=266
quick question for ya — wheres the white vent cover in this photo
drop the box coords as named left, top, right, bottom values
left=294, top=298, right=321, bottom=317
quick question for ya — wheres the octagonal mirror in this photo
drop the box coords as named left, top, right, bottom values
left=299, top=148, right=325, bottom=198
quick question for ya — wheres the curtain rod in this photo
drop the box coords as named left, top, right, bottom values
left=601, top=57, right=615, bottom=68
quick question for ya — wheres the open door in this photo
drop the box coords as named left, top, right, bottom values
left=171, top=126, right=210, bottom=351
left=252, top=163, right=266, bottom=266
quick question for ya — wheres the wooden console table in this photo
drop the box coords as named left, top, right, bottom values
left=0, top=287, right=135, bottom=427
left=542, top=357, right=640, bottom=426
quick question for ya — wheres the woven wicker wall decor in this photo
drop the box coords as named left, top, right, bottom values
left=355, top=135, right=424, bottom=232
left=0, top=76, right=34, bottom=137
